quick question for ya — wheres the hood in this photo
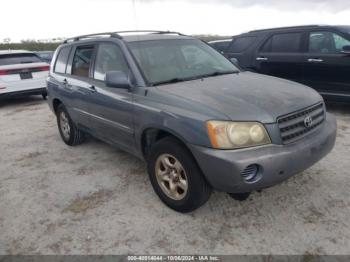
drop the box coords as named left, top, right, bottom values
left=156, top=72, right=323, bottom=123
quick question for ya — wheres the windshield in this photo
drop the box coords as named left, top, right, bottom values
left=128, top=39, right=239, bottom=85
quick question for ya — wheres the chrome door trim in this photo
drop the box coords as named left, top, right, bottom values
left=73, top=107, right=133, bottom=134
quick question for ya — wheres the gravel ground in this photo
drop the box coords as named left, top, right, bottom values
left=0, top=96, right=349, bottom=255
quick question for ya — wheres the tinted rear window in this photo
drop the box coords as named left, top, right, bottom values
left=261, top=33, right=302, bottom=53
left=339, top=26, right=350, bottom=34
left=38, top=52, right=53, bottom=60
left=212, top=41, right=231, bottom=52
left=54, top=47, right=71, bottom=74
left=228, top=36, right=256, bottom=53
left=0, top=53, right=41, bottom=66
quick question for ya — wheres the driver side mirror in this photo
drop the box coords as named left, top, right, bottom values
left=342, top=45, right=350, bottom=54
left=230, top=57, right=239, bottom=66
left=105, top=71, right=130, bottom=89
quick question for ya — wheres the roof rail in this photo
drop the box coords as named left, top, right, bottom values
left=63, top=30, right=186, bottom=43
left=248, top=25, right=326, bottom=33
left=63, top=32, right=122, bottom=43
left=114, top=30, right=186, bottom=36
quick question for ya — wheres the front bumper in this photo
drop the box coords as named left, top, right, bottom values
left=189, top=113, right=337, bottom=193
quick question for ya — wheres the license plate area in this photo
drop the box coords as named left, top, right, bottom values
left=20, top=72, right=33, bottom=80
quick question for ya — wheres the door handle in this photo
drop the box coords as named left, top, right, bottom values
left=88, top=85, right=96, bottom=92
left=308, top=58, right=323, bottom=63
left=256, top=57, right=268, bottom=61
left=62, top=78, right=73, bottom=90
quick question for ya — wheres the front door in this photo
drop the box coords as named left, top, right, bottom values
left=87, top=42, right=136, bottom=153
left=253, top=32, right=304, bottom=84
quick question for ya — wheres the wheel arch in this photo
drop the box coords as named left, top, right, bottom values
left=52, top=98, right=63, bottom=113
left=140, top=127, right=189, bottom=159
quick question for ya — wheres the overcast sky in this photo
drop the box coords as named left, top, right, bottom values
left=1, top=0, right=350, bottom=42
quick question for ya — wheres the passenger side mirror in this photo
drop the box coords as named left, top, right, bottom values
left=105, top=71, right=130, bottom=89
left=342, top=45, right=350, bottom=54
left=230, top=57, right=239, bottom=66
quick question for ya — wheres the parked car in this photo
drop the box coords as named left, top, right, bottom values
left=35, top=51, right=54, bottom=63
left=0, top=50, right=49, bottom=99
left=223, top=25, right=350, bottom=102
left=208, top=39, right=232, bottom=53
left=47, top=31, right=336, bottom=212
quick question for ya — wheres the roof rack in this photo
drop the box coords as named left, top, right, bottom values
left=63, top=30, right=186, bottom=43
left=115, top=30, right=186, bottom=36
left=248, top=25, right=327, bottom=33
left=63, top=32, right=122, bottom=43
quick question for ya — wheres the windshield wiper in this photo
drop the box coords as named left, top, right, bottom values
left=200, top=70, right=239, bottom=78
left=151, top=71, right=239, bottom=86
left=152, top=77, right=188, bottom=86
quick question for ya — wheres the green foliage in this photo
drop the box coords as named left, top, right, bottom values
left=194, top=35, right=232, bottom=42
left=0, top=35, right=229, bottom=51
left=0, top=42, right=60, bottom=51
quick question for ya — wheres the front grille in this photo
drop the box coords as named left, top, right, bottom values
left=278, top=103, right=325, bottom=144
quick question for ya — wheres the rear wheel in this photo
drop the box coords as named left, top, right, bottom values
left=147, top=137, right=211, bottom=213
left=56, top=104, right=85, bottom=146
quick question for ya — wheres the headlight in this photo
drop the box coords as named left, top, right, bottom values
left=206, top=121, right=271, bottom=149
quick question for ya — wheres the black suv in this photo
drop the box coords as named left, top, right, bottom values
left=224, top=25, right=350, bottom=102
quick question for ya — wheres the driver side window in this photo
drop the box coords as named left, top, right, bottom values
left=309, top=31, right=350, bottom=54
left=94, top=43, right=129, bottom=81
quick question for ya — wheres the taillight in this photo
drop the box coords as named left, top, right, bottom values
left=36, top=66, right=50, bottom=71
left=0, top=66, right=49, bottom=76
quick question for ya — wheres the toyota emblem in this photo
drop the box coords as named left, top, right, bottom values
left=304, top=116, right=313, bottom=128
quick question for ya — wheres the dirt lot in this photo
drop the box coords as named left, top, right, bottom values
left=0, top=97, right=349, bottom=255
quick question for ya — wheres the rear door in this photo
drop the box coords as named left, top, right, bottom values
left=301, top=30, right=350, bottom=96
left=253, top=32, right=304, bottom=83
left=87, top=42, right=136, bottom=153
left=62, top=44, right=96, bottom=130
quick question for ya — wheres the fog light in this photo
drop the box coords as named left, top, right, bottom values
left=241, top=164, right=260, bottom=183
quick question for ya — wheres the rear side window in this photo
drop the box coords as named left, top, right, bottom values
left=54, top=47, right=71, bottom=74
left=0, top=53, right=41, bottom=66
left=261, top=33, right=302, bottom=53
left=228, top=37, right=256, bottom=53
left=93, top=43, right=129, bottom=81
left=309, top=31, right=350, bottom=53
left=71, top=46, right=94, bottom=78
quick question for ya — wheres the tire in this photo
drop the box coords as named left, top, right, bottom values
left=56, top=104, right=85, bottom=146
left=42, top=93, right=47, bottom=100
left=147, top=137, right=211, bottom=213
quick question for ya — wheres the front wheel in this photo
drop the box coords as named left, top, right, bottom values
left=56, top=104, right=85, bottom=146
left=147, top=137, right=211, bottom=213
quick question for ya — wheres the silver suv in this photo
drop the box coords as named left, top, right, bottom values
left=47, top=31, right=337, bottom=212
